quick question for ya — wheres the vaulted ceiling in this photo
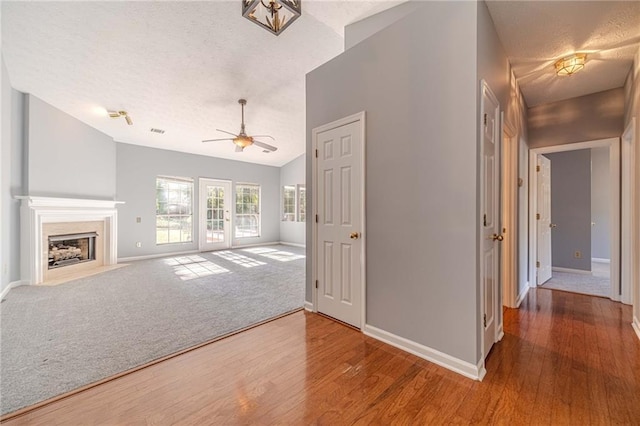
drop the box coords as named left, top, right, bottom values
left=3, top=1, right=639, bottom=167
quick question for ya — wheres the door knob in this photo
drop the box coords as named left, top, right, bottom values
left=350, top=232, right=359, bottom=240
left=492, top=234, right=504, bottom=241
left=550, top=223, right=557, bottom=228
left=225, top=210, right=230, bottom=222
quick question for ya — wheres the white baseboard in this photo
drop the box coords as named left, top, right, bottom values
left=0, top=280, right=27, bottom=300
left=304, top=301, right=314, bottom=312
left=363, top=324, right=484, bottom=381
left=516, top=284, right=529, bottom=308
left=118, top=250, right=200, bottom=263
left=633, top=316, right=640, bottom=341
left=231, top=241, right=281, bottom=250
left=552, top=266, right=592, bottom=275
left=279, top=241, right=306, bottom=248
left=592, top=258, right=610, bottom=264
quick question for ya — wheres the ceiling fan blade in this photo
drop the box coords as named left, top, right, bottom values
left=216, top=129, right=239, bottom=138
left=235, top=145, right=244, bottom=152
left=250, top=135, right=275, bottom=140
left=202, top=138, right=234, bottom=143
left=253, top=140, right=278, bottom=152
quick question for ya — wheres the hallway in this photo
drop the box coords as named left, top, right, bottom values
left=3, top=288, right=639, bottom=424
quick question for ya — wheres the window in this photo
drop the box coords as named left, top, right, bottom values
left=156, top=177, right=193, bottom=244
left=282, top=185, right=296, bottom=221
left=235, top=184, right=260, bottom=238
left=298, top=185, right=306, bottom=222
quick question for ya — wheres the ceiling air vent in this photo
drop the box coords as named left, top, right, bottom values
left=150, top=128, right=165, bottom=134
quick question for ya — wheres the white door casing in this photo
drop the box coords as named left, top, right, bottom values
left=480, top=80, right=501, bottom=360
left=621, top=118, right=635, bottom=306
left=313, top=112, right=365, bottom=329
left=536, top=155, right=552, bottom=285
left=199, top=179, right=232, bottom=252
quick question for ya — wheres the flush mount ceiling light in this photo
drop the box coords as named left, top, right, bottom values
left=242, top=0, right=301, bottom=36
left=554, top=53, right=586, bottom=76
left=108, top=110, right=133, bottom=125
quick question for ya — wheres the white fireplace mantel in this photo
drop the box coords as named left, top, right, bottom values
left=17, top=196, right=124, bottom=285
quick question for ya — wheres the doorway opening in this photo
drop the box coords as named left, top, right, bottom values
left=528, top=138, right=620, bottom=300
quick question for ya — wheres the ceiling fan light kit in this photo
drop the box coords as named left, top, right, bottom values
left=554, top=53, right=586, bottom=76
left=202, top=99, right=278, bottom=153
left=242, top=0, right=301, bottom=35
left=108, top=110, right=133, bottom=125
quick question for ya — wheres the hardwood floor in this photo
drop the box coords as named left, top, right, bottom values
left=3, top=288, right=639, bottom=425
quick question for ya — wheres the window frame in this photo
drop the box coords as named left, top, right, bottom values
left=297, top=184, right=306, bottom=222
left=155, top=176, right=194, bottom=245
left=234, top=183, right=261, bottom=239
left=282, top=185, right=296, bottom=222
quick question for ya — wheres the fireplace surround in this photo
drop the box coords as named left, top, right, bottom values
left=18, top=197, right=123, bottom=285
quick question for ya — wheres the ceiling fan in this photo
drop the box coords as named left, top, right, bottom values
left=202, top=99, right=277, bottom=153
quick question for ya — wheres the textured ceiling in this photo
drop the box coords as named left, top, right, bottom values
left=486, top=1, right=640, bottom=107
left=4, top=1, right=639, bottom=165
left=1, top=1, right=403, bottom=167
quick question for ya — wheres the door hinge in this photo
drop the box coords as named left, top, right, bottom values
left=315, top=214, right=318, bottom=223
left=536, top=165, right=541, bottom=172
left=483, top=214, right=487, bottom=227
left=483, top=114, right=487, bottom=126
left=315, top=149, right=318, bottom=158
left=536, top=213, right=540, bottom=220
left=483, top=314, right=487, bottom=328
left=536, top=261, right=540, bottom=268
left=315, top=280, right=318, bottom=289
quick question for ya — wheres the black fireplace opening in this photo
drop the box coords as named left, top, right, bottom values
left=48, top=232, right=98, bottom=269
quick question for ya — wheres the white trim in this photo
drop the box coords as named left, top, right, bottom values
left=592, top=258, right=610, bottom=264
left=529, top=138, right=621, bottom=300
left=0, top=280, right=26, bottom=300
left=304, top=301, right=314, bottom=312
left=515, top=284, right=529, bottom=308
left=118, top=242, right=283, bottom=262
left=118, top=250, right=200, bottom=263
left=621, top=118, right=636, bottom=306
left=278, top=241, right=305, bottom=248
left=231, top=241, right=281, bottom=250
left=14, top=196, right=123, bottom=209
left=311, top=111, right=366, bottom=330
left=364, top=325, right=485, bottom=381
left=633, top=316, right=640, bottom=341
left=552, top=266, right=592, bottom=275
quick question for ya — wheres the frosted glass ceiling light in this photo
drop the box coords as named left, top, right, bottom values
left=555, top=53, right=586, bottom=76
left=242, top=0, right=301, bottom=35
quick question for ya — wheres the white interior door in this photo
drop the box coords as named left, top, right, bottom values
left=481, top=82, right=501, bottom=359
left=199, top=179, right=232, bottom=251
left=536, top=155, right=552, bottom=284
left=315, top=117, right=363, bottom=329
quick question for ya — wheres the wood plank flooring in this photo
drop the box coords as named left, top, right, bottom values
left=3, top=288, right=639, bottom=425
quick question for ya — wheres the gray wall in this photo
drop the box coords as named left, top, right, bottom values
left=547, top=149, right=592, bottom=271
left=591, top=147, right=610, bottom=260
left=116, top=143, right=281, bottom=259
left=344, top=1, right=425, bottom=50
left=307, top=2, right=481, bottom=364
left=528, top=88, right=625, bottom=149
left=26, top=95, right=116, bottom=199
left=1, top=56, right=25, bottom=293
left=279, top=154, right=305, bottom=246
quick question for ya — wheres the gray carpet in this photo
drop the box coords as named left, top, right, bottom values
left=0, top=244, right=305, bottom=415
left=541, top=263, right=610, bottom=297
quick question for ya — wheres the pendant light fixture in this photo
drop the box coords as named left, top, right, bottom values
left=242, top=0, right=301, bottom=36
left=554, top=53, right=586, bottom=76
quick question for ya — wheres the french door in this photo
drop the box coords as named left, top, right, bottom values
left=199, top=178, right=232, bottom=251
